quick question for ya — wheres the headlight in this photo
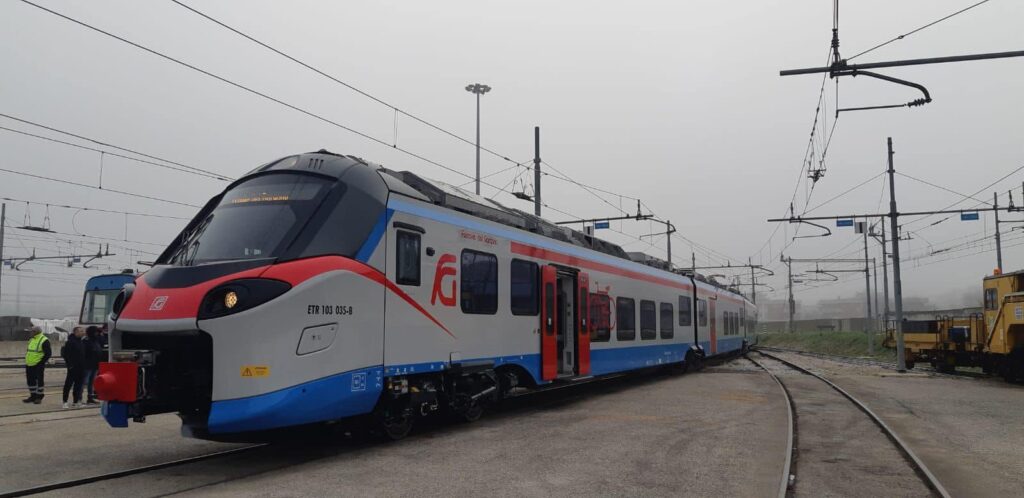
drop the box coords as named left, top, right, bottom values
left=198, top=279, right=290, bottom=320
left=224, top=291, right=239, bottom=309
left=110, top=283, right=135, bottom=321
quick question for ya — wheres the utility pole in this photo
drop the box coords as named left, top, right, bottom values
left=876, top=219, right=890, bottom=332
left=873, top=257, right=879, bottom=334
left=533, top=126, right=541, bottom=216
left=749, top=257, right=756, bottom=304
left=782, top=255, right=794, bottom=333
left=994, top=191, right=1003, bottom=271
left=861, top=223, right=874, bottom=354
left=465, top=83, right=491, bottom=195
left=666, top=221, right=673, bottom=269
left=0, top=202, right=4, bottom=314
left=691, top=253, right=696, bottom=273
left=887, top=137, right=907, bottom=372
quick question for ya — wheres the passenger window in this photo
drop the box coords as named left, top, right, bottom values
left=660, top=302, right=674, bottom=339
left=510, top=259, right=539, bottom=316
left=616, top=297, right=636, bottom=341
left=640, top=300, right=656, bottom=340
left=590, top=293, right=611, bottom=342
left=461, top=250, right=498, bottom=314
left=678, top=296, right=692, bottom=326
left=395, top=231, right=420, bottom=286
left=698, top=299, right=707, bottom=327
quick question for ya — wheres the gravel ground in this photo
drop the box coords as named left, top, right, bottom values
left=4, top=365, right=789, bottom=498
left=754, top=353, right=930, bottom=498
left=767, top=350, right=1024, bottom=498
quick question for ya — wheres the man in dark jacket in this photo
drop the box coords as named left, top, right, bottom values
left=82, top=326, right=104, bottom=405
left=62, top=327, right=86, bottom=409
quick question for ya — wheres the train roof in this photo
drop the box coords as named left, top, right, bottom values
left=243, top=150, right=749, bottom=302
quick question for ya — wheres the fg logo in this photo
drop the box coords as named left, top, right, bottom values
left=430, top=254, right=457, bottom=307
left=149, top=296, right=168, bottom=311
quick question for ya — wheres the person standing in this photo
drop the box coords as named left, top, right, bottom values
left=23, top=325, right=51, bottom=404
left=61, top=327, right=86, bottom=409
left=82, top=326, right=103, bottom=405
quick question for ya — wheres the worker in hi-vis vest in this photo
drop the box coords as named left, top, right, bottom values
left=24, top=326, right=52, bottom=404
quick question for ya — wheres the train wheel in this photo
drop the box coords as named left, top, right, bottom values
left=380, top=411, right=411, bottom=440
left=378, top=408, right=413, bottom=441
left=460, top=401, right=484, bottom=423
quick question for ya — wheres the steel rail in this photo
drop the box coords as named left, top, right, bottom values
left=756, top=350, right=951, bottom=498
left=746, top=355, right=794, bottom=498
left=756, top=346, right=986, bottom=380
left=0, top=444, right=266, bottom=498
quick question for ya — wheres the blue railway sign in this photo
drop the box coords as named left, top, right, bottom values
left=594, top=221, right=610, bottom=229
left=836, top=219, right=854, bottom=227
left=960, top=212, right=979, bottom=221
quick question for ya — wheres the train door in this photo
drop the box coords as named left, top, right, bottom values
left=709, top=298, right=718, bottom=354
left=541, top=266, right=558, bottom=380
left=557, top=273, right=575, bottom=375
left=577, top=272, right=591, bottom=376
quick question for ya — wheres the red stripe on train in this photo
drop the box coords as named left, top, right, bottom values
left=118, top=257, right=455, bottom=338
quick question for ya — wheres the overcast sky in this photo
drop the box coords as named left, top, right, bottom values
left=1, top=0, right=1022, bottom=317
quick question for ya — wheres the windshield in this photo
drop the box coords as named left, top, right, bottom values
left=80, top=289, right=120, bottom=325
left=167, top=174, right=331, bottom=266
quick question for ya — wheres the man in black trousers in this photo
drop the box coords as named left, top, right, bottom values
left=61, top=327, right=86, bottom=409
left=23, top=325, right=51, bottom=404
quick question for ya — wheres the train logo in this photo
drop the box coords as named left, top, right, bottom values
left=148, top=296, right=168, bottom=311
left=430, top=253, right=457, bottom=307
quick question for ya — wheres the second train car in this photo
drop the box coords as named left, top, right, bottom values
left=94, top=151, right=757, bottom=439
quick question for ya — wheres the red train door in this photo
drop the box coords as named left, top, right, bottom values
left=577, top=272, right=591, bottom=376
left=541, top=265, right=558, bottom=380
left=709, top=299, right=718, bottom=354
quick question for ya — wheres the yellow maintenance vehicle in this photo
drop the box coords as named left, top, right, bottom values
left=898, top=269, right=1024, bottom=380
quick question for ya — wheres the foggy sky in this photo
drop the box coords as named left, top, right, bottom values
left=1, top=0, right=1022, bottom=317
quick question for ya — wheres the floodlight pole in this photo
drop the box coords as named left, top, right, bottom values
left=863, top=225, right=874, bottom=354
left=465, top=83, right=492, bottom=195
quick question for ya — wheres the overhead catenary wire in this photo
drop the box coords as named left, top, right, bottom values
left=0, top=124, right=229, bottom=182
left=847, top=0, right=994, bottom=61
left=15, top=0, right=511, bottom=195
left=0, top=197, right=190, bottom=220
left=168, top=0, right=520, bottom=166
left=0, top=166, right=202, bottom=208
left=0, top=113, right=232, bottom=181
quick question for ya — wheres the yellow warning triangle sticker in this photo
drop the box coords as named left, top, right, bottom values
left=242, top=368, right=253, bottom=377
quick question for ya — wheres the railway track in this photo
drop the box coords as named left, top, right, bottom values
left=749, top=351, right=950, bottom=498
left=756, top=346, right=987, bottom=380
left=0, top=445, right=267, bottom=498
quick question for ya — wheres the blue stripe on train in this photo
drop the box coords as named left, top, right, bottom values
left=354, top=208, right=394, bottom=263
left=207, top=366, right=384, bottom=434
left=205, top=339, right=749, bottom=433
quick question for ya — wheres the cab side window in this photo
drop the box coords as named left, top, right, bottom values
left=395, top=231, right=420, bottom=286
left=984, top=288, right=998, bottom=310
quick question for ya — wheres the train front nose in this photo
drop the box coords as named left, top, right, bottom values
left=98, top=329, right=214, bottom=429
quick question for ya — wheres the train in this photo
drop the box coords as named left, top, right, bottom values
left=80, top=272, right=137, bottom=327
left=895, top=268, right=1024, bottom=380
left=93, top=150, right=757, bottom=440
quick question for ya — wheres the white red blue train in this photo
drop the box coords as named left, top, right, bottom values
left=94, top=151, right=757, bottom=440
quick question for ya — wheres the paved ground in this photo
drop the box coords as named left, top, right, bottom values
left=1, top=362, right=788, bottom=498
left=769, top=350, right=1024, bottom=498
